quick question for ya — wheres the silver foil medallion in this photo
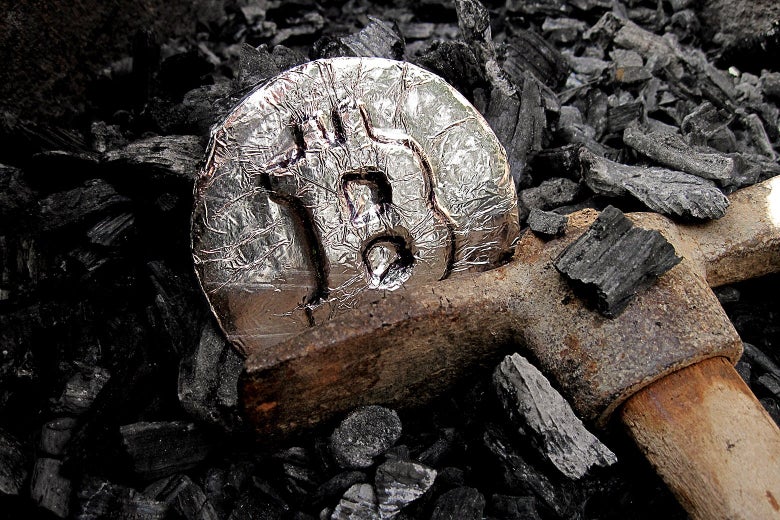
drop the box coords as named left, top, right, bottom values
left=192, top=57, right=519, bottom=357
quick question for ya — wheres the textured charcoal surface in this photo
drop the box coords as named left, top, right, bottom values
left=527, top=208, right=568, bottom=237
left=330, top=406, right=403, bottom=469
left=494, top=354, right=617, bottom=479
left=579, top=147, right=731, bottom=220
left=1, top=0, right=780, bottom=518
left=119, top=422, right=212, bottom=480
left=554, top=206, right=682, bottom=317
left=374, top=459, right=437, bottom=518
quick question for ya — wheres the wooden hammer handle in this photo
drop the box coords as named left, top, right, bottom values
left=621, top=356, right=780, bottom=519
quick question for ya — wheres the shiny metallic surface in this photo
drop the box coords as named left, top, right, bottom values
left=192, top=57, right=518, bottom=357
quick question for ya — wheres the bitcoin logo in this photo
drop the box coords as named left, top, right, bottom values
left=193, top=58, right=518, bottom=356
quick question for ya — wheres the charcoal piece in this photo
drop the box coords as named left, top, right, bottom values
left=0, top=428, right=27, bottom=496
left=542, top=18, right=587, bottom=44
left=178, top=319, right=243, bottom=430
left=383, top=445, right=411, bottom=461
left=323, top=17, right=405, bottom=61
left=415, top=41, right=484, bottom=97
left=623, top=127, right=736, bottom=183
left=518, top=178, right=581, bottom=222
left=330, top=406, right=402, bottom=469
left=374, top=459, right=437, bottom=518
left=578, top=148, right=730, bottom=220
left=25, top=150, right=101, bottom=192
left=501, top=30, right=570, bottom=90
left=103, top=135, right=203, bottom=185
left=610, top=49, right=652, bottom=84
left=0, top=164, right=37, bottom=230
left=735, top=360, right=752, bottom=384
left=742, top=343, right=780, bottom=380
left=312, top=471, right=367, bottom=507
left=235, top=44, right=283, bottom=92
left=454, top=0, right=512, bottom=95
left=680, top=101, right=736, bottom=150
left=565, top=54, right=609, bottom=77
left=527, top=144, right=582, bottom=183
left=554, top=205, right=682, bottom=317
left=741, top=112, right=776, bottom=159
left=668, top=10, right=700, bottom=43
left=146, top=475, right=220, bottom=520
left=331, top=483, right=379, bottom=520
left=758, top=373, right=780, bottom=398
left=40, top=418, right=77, bottom=456
left=416, top=429, right=456, bottom=467
left=506, top=0, right=571, bottom=16
left=120, top=422, right=211, bottom=480
left=228, top=490, right=287, bottom=520
left=38, top=179, right=130, bottom=233
left=488, top=494, right=542, bottom=520
left=30, top=457, right=71, bottom=518
left=430, top=486, right=485, bottom=520
left=527, top=209, right=567, bottom=238
left=76, top=477, right=167, bottom=520
left=761, top=398, right=780, bottom=427
left=270, top=12, right=325, bottom=47
left=494, top=354, right=617, bottom=478
left=761, top=72, right=780, bottom=100
left=54, top=364, right=111, bottom=415
left=89, top=121, right=127, bottom=154
left=86, top=212, right=135, bottom=248
left=606, top=99, right=643, bottom=135
left=482, top=426, right=579, bottom=519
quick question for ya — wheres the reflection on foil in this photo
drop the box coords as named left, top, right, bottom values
left=192, top=57, right=519, bottom=358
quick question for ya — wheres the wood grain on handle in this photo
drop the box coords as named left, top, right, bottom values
left=621, top=357, right=780, bottom=520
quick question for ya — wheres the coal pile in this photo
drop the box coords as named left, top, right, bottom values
left=2, top=0, right=780, bottom=518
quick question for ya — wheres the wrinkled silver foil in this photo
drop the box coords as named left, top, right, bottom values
left=192, top=57, right=519, bottom=356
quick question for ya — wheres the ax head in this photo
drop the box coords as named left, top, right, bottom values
left=191, top=57, right=519, bottom=359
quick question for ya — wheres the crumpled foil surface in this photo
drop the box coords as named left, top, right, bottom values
left=192, top=57, right=518, bottom=357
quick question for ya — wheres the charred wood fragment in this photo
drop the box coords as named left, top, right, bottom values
left=554, top=205, right=681, bottom=317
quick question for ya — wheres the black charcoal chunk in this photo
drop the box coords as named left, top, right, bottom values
left=228, top=490, right=287, bottom=520
left=493, top=354, right=617, bottom=479
left=322, top=17, right=405, bottom=61
left=0, top=428, right=27, bottom=496
left=527, top=209, right=567, bottom=237
left=506, top=0, right=571, bottom=16
left=0, top=164, right=37, bottom=227
left=761, top=398, right=780, bottom=427
left=416, top=429, right=456, bottom=467
left=312, top=471, right=367, bottom=507
left=415, top=41, right=484, bottom=97
left=554, top=205, right=682, bottom=317
left=234, top=44, right=303, bottom=93
left=758, top=374, right=780, bottom=399
left=331, top=483, right=379, bottom=520
left=610, top=49, right=652, bottom=84
left=330, top=406, right=402, bottom=469
left=761, top=71, right=780, bottom=100
left=54, top=364, right=110, bottom=415
left=482, top=426, right=579, bottom=518
left=578, top=148, right=730, bottom=220
left=375, top=459, right=437, bottom=518
left=542, top=18, right=587, bottom=44
left=742, top=343, right=780, bottom=380
left=30, top=457, right=71, bottom=518
left=623, top=126, right=737, bottom=182
left=270, top=12, right=325, bottom=47
left=488, top=494, right=542, bottom=520
left=430, top=486, right=485, bottom=520
left=178, top=320, right=243, bottom=430
left=120, top=422, right=211, bottom=480
left=605, top=96, right=644, bottom=135
left=501, top=30, right=570, bottom=90
left=40, top=418, right=77, bottom=456
left=38, top=179, right=130, bottom=233
left=146, top=474, right=220, bottom=520
left=76, top=477, right=167, bottom=520
left=518, top=178, right=581, bottom=222
left=103, top=135, right=203, bottom=185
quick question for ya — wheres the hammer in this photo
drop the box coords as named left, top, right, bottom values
left=240, top=175, right=780, bottom=519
